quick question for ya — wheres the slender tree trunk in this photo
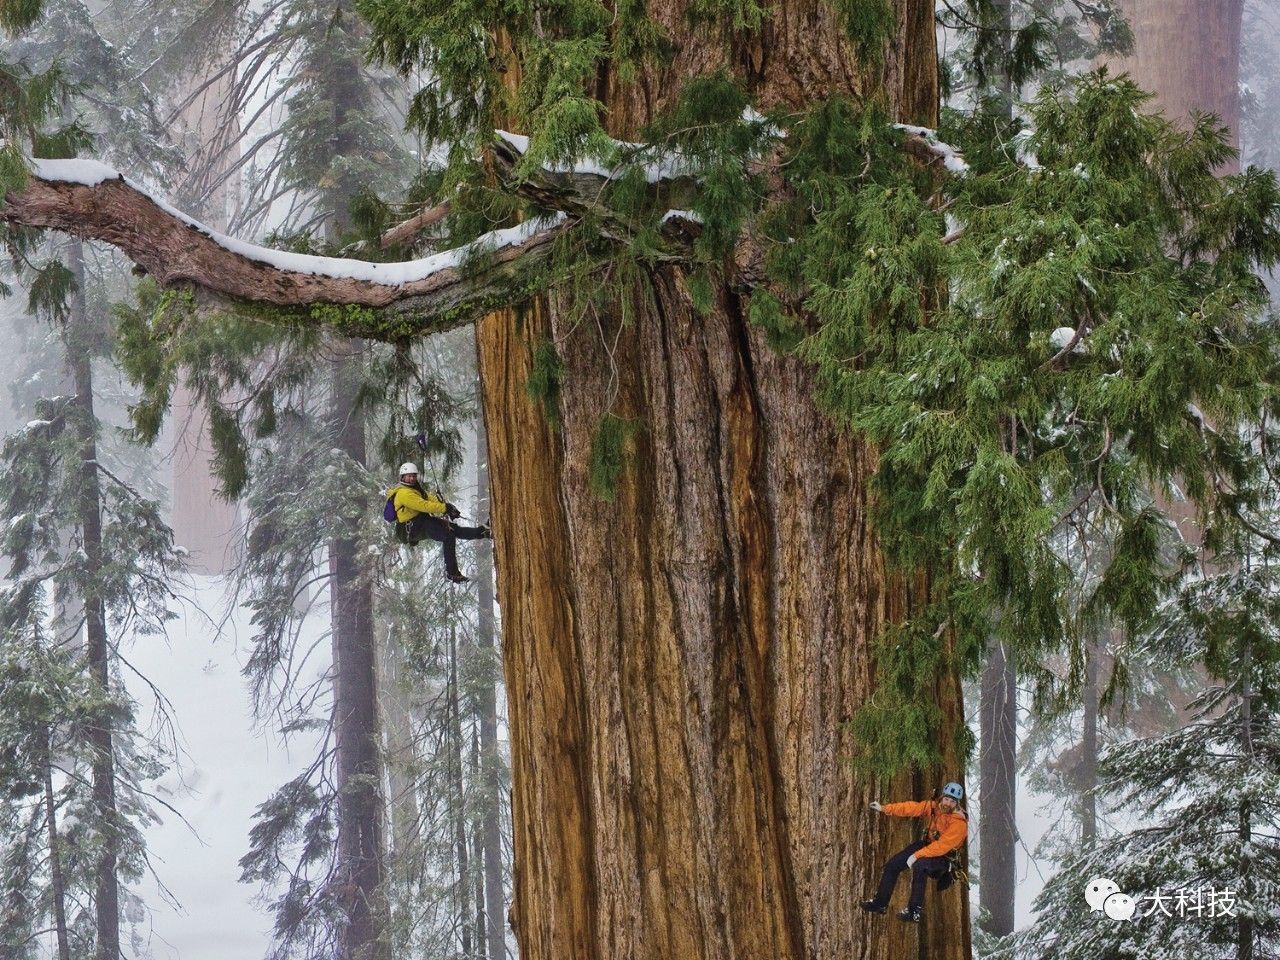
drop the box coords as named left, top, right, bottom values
left=67, top=241, right=120, bottom=960
left=978, top=639, right=1017, bottom=936
left=477, top=5, right=968, bottom=959
left=1238, top=638, right=1254, bottom=960
left=471, top=730, right=487, bottom=958
left=475, top=412, right=507, bottom=960
left=448, top=623, right=473, bottom=959
left=329, top=342, right=387, bottom=960
left=42, top=727, right=71, bottom=960
left=377, top=626, right=420, bottom=859
left=1079, top=638, right=1099, bottom=847
left=322, top=8, right=389, bottom=954
left=978, top=274, right=1018, bottom=935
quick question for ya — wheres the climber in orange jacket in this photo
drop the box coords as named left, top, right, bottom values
left=860, top=781, right=968, bottom=924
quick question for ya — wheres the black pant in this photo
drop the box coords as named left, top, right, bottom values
left=401, top=515, right=487, bottom=577
left=869, top=840, right=951, bottom=911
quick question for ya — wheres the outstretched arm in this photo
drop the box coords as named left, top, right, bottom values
left=880, top=800, right=931, bottom=818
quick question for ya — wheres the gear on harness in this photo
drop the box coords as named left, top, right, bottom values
left=861, top=783, right=969, bottom=919
left=383, top=459, right=492, bottom=583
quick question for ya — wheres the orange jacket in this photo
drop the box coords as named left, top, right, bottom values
left=881, top=800, right=968, bottom=859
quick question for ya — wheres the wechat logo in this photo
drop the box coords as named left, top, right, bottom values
left=1085, top=877, right=1137, bottom=921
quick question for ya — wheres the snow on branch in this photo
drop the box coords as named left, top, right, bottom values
left=1, top=147, right=709, bottom=338
left=0, top=115, right=953, bottom=340
left=893, top=124, right=971, bottom=175
left=495, top=130, right=700, bottom=185
left=1, top=156, right=572, bottom=332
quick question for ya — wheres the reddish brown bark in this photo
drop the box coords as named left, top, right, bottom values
left=1108, top=0, right=1244, bottom=165
left=478, top=6, right=969, bottom=959
left=0, top=5, right=971, bottom=957
left=0, top=172, right=567, bottom=329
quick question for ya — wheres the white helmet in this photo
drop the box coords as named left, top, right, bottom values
left=398, top=462, right=419, bottom=477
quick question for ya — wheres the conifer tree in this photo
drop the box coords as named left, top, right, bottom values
left=1007, top=518, right=1280, bottom=959
left=3, top=2, right=1280, bottom=959
left=0, top=298, right=185, bottom=960
left=0, top=6, right=186, bottom=957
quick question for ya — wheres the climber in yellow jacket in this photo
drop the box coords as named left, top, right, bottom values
left=860, top=781, right=968, bottom=924
left=387, top=463, right=491, bottom=583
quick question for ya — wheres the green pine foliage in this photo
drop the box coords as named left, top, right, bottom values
left=272, top=2, right=410, bottom=228
left=351, top=0, right=1280, bottom=780
left=937, top=0, right=1133, bottom=101
left=829, top=0, right=896, bottom=63
left=1005, top=549, right=1280, bottom=959
left=589, top=412, right=640, bottom=501
left=4, top=0, right=1277, bottom=827
left=0, top=394, right=182, bottom=957
left=526, top=336, right=566, bottom=428
left=773, top=74, right=1279, bottom=772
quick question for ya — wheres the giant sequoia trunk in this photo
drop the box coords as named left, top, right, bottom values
left=476, top=4, right=970, bottom=958
left=1109, top=0, right=1244, bottom=165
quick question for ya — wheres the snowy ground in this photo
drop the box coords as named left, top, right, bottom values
left=124, top=577, right=327, bottom=960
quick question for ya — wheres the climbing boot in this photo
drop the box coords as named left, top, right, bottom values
left=447, top=570, right=471, bottom=584
left=896, top=906, right=922, bottom=924
left=859, top=899, right=886, bottom=915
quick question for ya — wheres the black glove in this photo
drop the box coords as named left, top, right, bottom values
left=445, top=502, right=462, bottom=520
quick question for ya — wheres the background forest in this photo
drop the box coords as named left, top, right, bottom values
left=0, top=1, right=1276, bottom=960
left=0, top=3, right=510, bottom=959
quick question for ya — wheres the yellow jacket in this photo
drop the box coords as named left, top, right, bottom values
left=387, top=483, right=447, bottom=523
left=882, top=800, right=968, bottom=859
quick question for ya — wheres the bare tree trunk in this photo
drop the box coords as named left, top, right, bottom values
left=329, top=342, right=387, bottom=960
left=1238, top=638, right=1254, bottom=960
left=475, top=412, right=507, bottom=960
left=1079, top=638, right=1099, bottom=847
left=448, top=623, right=473, bottom=958
left=322, top=8, right=389, bottom=954
left=477, top=8, right=967, bottom=958
left=377, top=626, right=420, bottom=860
left=978, top=639, right=1017, bottom=936
left=471, top=732, right=487, bottom=958
left=67, top=240, right=120, bottom=960
left=42, top=727, right=71, bottom=960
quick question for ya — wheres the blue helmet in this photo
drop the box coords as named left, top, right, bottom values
left=942, top=781, right=964, bottom=801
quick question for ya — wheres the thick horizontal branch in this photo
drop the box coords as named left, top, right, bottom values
left=0, top=118, right=959, bottom=340
left=1, top=158, right=577, bottom=335
left=0, top=152, right=703, bottom=339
